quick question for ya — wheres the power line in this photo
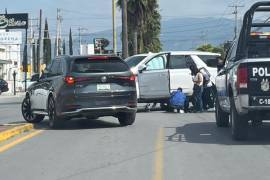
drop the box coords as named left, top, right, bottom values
left=161, top=22, right=233, bottom=34
left=229, top=4, right=244, bottom=39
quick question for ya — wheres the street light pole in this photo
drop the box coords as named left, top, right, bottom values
left=112, top=0, right=117, bottom=55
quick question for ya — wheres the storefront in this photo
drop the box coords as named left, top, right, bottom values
left=0, top=59, right=12, bottom=79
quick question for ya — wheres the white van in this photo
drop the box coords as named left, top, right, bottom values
left=125, top=51, right=221, bottom=103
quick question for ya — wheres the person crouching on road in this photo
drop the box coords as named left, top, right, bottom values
left=170, top=87, right=188, bottom=113
left=190, top=65, right=204, bottom=113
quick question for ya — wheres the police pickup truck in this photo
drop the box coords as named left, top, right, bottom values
left=215, top=1, right=270, bottom=140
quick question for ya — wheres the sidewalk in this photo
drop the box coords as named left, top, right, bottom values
left=0, top=92, right=25, bottom=105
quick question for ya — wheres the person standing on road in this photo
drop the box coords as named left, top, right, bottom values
left=190, top=65, right=204, bottom=112
left=199, top=67, right=214, bottom=111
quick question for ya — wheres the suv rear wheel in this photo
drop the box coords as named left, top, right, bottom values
left=230, top=97, right=248, bottom=140
left=215, top=98, right=229, bottom=127
left=22, top=97, right=45, bottom=123
left=118, top=112, right=136, bottom=126
left=48, top=97, right=63, bottom=129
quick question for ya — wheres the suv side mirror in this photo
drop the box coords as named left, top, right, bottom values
left=30, top=74, right=40, bottom=82
left=138, top=64, right=147, bottom=73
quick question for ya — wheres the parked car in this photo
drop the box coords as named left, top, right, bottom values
left=21, top=55, right=137, bottom=128
left=0, top=79, right=9, bottom=95
left=125, top=51, right=221, bottom=103
left=215, top=2, right=270, bottom=140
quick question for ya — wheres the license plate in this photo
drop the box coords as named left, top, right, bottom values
left=97, top=84, right=111, bottom=91
left=251, top=96, right=270, bottom=106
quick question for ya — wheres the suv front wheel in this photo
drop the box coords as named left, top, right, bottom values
left=22, top=96, right=45, bottom=123
left=118, top=112, right=136, bottom=126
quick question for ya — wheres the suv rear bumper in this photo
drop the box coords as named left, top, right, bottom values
left=235, top=95, right=270, bottom=114
left=60, top=106, right=137, bottom=117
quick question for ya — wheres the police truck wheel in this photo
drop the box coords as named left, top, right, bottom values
left=215, top=98, right=229, bottom=127
left=230, top=97, right=248, bottom=140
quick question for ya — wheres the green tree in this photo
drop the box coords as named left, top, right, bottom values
left=62, top=39, right=66, bottom=55
left=118, top=0, right=161, bottom=55
left=197, top=44, right=225, bottom=58
left=69, top=28, right=73, bottom=55
left=141, top=0, right=161, bottom=53
left=43, top=18, right=51, bottom=66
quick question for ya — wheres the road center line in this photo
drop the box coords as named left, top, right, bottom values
left=153, top=128, right=164, bottom=180
left=0, top=130, right=44, bottom=153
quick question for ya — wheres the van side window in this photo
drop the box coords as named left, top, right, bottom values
left=169, top=55, right=189, bottom=69
left=146, top=56, right=166, bottom=70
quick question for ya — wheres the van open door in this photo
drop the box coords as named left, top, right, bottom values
left=137, top=53, right=170, bottom=101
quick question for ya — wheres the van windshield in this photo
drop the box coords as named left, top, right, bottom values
left=72, top=58, right=129, bottom=73
left=125, top=55, right=146, bottom=68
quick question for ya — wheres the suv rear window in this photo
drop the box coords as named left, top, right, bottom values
left=198, top=55, right=220, bottom=68
left=72, top=58, right=129, bottom=73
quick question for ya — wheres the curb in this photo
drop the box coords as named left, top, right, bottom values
left=0, top=124, right=34, bottom=143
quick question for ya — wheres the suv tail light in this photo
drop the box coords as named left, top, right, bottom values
left=65, top=76, right=75, bottom=85
left=237, top=66, right=248, bottom=89
left=129, top=75, right=136, bottom=81
left=118, top=75, right=136, bottom=81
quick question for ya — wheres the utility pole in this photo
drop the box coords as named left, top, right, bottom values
left=112, top=0, right=117, bottom=55
left=78, top=27, right=82, bottom=55
left=229, top=4, right=244, bottom=40
left=37, top=9, right=42, bottom=74
left=121, top=0, right=128, bottom=58
left=56, top=8, right=62, bottom=56
left=78, top=27, right=87, bottom=55
left=56, top=8, right=59, bottom=56
left=29, top=17, right=33, bottom=75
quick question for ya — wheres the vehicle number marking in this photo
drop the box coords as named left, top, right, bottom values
left=258, top=98, right=270, bottom=105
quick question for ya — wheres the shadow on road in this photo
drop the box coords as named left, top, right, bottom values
left=10, top=118, right=121, bottom=130
left=165, top=122, right=270, bottom=145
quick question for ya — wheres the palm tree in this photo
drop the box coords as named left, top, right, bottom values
left=142, top=0, right=162, bottom=53
left=118, top=0, right=148, bottom=55
left=118, top=0, right=161, bottom=55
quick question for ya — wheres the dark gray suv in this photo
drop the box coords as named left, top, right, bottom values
left=21, top=55, right=137, bottom=128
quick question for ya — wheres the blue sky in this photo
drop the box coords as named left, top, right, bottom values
left=0, top=0, right=261, bottom=37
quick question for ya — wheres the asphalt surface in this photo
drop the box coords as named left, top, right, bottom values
left=0, top=95, right=24, bottom=124
left=1, top=100, right=270, bottom=180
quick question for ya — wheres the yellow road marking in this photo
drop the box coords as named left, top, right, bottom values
left=0, top=124, right=34, bottom=143
left=0, top=130, right=44, bottom=153
left=153, top=128, right=164, bottom=180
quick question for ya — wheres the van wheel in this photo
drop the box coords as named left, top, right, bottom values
left=215, top=98, right=229, bottom=127
left=21, top=97, right=44, bottom=123
left=230, top=97, right=248, bottom=140
left=48, top=97, right=63, bottom=129
left=118, top=112, right=136, bottom=126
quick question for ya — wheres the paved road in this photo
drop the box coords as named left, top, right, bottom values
left=1, top=103, right=270, bottom=180
left=0, top=95, right=24, bottom=124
